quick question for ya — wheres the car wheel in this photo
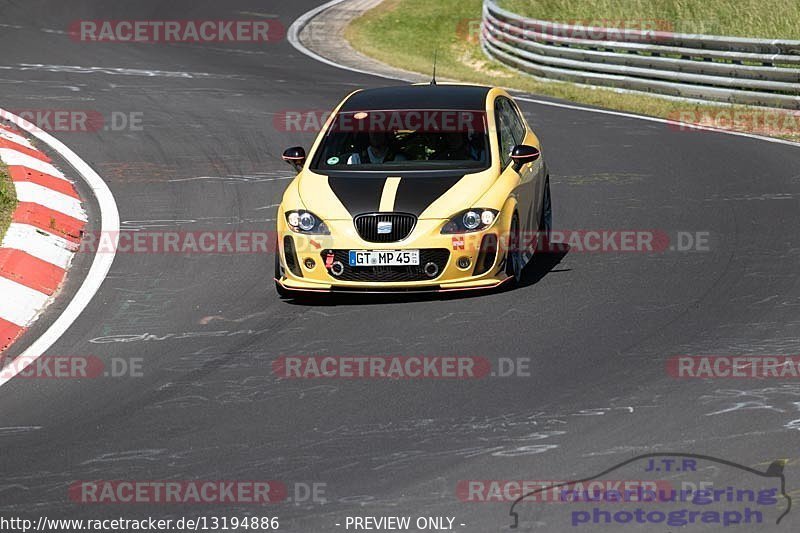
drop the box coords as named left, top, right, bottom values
left=275, top=281, right=291, bottom=298
left=538, top=177, right=552, bottom=253
left=505, top=213, right=523, bottom=284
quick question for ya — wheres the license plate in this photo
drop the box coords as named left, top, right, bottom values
left=348, top=250, right=420, bottom=266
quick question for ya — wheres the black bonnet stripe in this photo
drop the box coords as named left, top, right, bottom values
left=326, top=173, right=465, bottom=217
left=393, top=176, right=463, bottom=217
left=327, top=177, right=386, bottom=216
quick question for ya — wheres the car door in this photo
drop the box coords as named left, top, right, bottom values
left=510, top=99, right=544, bottom=236
left=495, top=96, right=535, bottom=235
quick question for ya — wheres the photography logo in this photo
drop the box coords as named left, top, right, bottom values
left=507, top=453, right=791, bottom=530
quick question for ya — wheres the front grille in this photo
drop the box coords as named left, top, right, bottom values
left=354, top=213, right=416, bottom=243
left=322, top=249, right=450, bottom=282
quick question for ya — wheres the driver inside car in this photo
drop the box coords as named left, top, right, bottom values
left=347, top=131, right=408, bottom=165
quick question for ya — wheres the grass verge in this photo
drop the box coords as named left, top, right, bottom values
left=345, top=0, right=800, bottom=142
left=501, top=0, right=800, bottom=40
left=0, top=162, right=17, bottom=242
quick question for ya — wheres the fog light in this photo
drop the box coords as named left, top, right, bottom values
left=457, top=256, right=471, bottom=269
left=304, top=258, right=315, bottom=270
left=424, top=262, right=439, bottom=278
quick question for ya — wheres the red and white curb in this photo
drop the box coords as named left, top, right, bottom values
left=0, top=108, right=118, bottom=388
left=0, top=122, right=88, bottom=352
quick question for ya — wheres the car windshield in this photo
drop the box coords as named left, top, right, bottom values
left=311, top=109, right=490, bottom=172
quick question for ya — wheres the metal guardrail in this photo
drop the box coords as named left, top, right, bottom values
left=481, top=0, right=800, bottom=109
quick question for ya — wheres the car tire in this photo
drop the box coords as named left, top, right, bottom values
left=505, top=213, right=523, bottom=285
left=537, top=177, right=552, bottom=253
left=275, top=280, right=291, bottom=299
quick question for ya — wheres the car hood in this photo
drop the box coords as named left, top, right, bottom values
left=297, top=168, right=496, bottom=220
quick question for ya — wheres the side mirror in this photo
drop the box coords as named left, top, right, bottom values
left=282, top=146, right=306, bottom=171
left=510, top=144, right=540, bottom=168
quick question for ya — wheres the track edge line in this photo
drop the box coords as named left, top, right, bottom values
left=0, top=108, right=120, bottom=388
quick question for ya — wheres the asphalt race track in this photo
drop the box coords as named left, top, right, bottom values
left=1, top=1, right=800, bottom=531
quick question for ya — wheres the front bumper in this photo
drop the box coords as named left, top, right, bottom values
left=276, top=218, right=510, bottom=292
left=275, top=277, right=512, bottom=294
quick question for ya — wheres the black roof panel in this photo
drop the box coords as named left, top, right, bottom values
left=340, top=84, right=492, bottom=112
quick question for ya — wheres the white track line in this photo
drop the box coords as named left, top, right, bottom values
left=0, top=128, right=35, bottom=149
left=14, top=181, right=88, bottom=221
left=287, top=0, right=800, bottom=150
left=287, top=0, right=415, bottom=82
left=1, top=223, right=77, bottom=269
left=0, top=278, right=50, bottom=327
left=513, top=96, right=800, bottom=149
left=0, top=108, right=120, bottom=388
left=0, top=148, right=66, bottom=178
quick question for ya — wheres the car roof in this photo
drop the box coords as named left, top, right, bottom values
left=340, top=84, right=493, bottom=112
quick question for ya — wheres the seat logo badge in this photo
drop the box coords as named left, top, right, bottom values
left=377, top=221, right=392, bottom=234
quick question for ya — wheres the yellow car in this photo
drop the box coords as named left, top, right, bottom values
left=275, top=83, right=551, bottom=296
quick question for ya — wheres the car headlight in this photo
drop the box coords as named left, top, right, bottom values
left=441, top=209, right=499, bottom=234
left=285, top=210, right=330, bottom=234
left=463, top=210, right=481, bottom=230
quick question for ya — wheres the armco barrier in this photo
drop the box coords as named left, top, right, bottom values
left=481, top=0, right=800, bottom=109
